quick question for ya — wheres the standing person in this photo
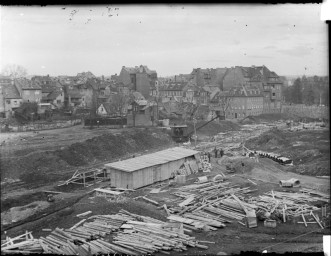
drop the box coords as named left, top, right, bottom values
left=97, top=120, right=100, bottom=128
left=214, top=147, right=218, bottom=158
left=255, top=152, right=259, bottom=163
left=220, top=148, right=224, bottom=158
left=207, top=152, right=211, bottom=163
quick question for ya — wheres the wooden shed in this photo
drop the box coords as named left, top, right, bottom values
left=104, top=147, right=200, bottom=189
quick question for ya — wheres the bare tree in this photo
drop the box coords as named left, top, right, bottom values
left=1, top=64, right=27, bottom=78
left=218, top=93, right=233, bottom=118
left=109, top=92, right=129, bottom=119
left=178, top=96, right=201, bottom=122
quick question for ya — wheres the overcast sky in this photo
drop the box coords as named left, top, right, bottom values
left=0, top=4, right=328, bottom=77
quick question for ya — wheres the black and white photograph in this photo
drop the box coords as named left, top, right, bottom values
left=0, top=4, right=330, bottom=255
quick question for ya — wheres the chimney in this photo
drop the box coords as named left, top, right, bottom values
left=175, top=75, right=177, bottom=82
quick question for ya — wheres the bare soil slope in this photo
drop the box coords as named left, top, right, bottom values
left=245, top=128, right=330, bottom=176
left=1, top=129, right=173, bottom=184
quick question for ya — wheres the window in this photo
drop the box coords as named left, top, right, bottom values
left=14, top=101, right=18, bottom=105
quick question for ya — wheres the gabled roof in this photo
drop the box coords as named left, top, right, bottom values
left=161, top=82, right=187, bottom=91
left=123, top=66, right=140, bottom=74
left=122, top=65, right=157, bottom=75
left=47, top=88, right=63, bottom=100
left=105, top=147, right=199, bottom=172
left=15, top=78, right=41, bottom=90
left=1, top=84, right=21, bottom=99
left=67, top=89, right=83, bottom=99
left=77, top=71, right=96, bottom=78
left=38, top=81, right=62, bottom=94
left=31, top=75, right=53, bottom=84
left=142, top=65, right=157, bottom=75
left=99, top=102, right=113, bottom=113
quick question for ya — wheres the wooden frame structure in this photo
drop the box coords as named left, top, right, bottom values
left=58, top=168, right=108, bottom=187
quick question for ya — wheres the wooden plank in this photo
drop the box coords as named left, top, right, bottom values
left=77, top=211, right=92, bottom=217
left=163, top=204, right=171, bottom=216
left=311, top=211, right=324, bottom=229
left=141, top=196, right=159, bottom=205
left=178, top=196, right=195, bottom=207
left=69, top=219, right=87, bottom=230
left=43, top=191, right=63, bottom=194
left=94, top=188, right=123, bottom=195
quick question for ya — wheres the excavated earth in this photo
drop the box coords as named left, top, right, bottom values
left=0, top=118, right=330, bottom=255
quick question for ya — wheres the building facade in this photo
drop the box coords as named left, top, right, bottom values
left=118, top=65, right=157, bottom=99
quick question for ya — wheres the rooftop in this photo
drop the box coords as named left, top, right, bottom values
left=105, top=147, right=199, bottom=172
left=15, top=78, right=42, bottom=90
left=1, top=84, right=21, bottom=99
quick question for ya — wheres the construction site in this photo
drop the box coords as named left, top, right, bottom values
left=1, top=113, right=330, bottom=255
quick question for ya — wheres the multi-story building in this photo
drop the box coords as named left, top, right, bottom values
left=222, top=65, right=283, bottom=113
left=14, top=78, right=42, bottom=103
left=158, top=81, right=186, bottom=102
left=0, top=83, right=22, bottom=118
left=210, top=85, right=264, bottom=119
left=190, top=68, right=228, bottom=88
left=118, top=65, right=157, bottom=99
left=32, top=75, right=64, bottom=108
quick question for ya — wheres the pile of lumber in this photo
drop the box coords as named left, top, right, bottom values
left=300, top=188, right=330, bottom=203
left=2, top=210, right=207, bottom=255
left=172, top=160, right=199, bottom=177
left=1, top=231, right=43, bottom=254
left=163, top=180, right=257, bottom=228
left=117, top=219, right=208, bottom=254
left=248, top=190, right=324, bottom=224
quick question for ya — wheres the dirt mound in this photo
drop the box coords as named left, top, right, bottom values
left=245, top=129, right=329, bottom=177
left=1, top=129, right=173, bottom=184
left=187, top=120, right=240, bottom=136
left=219, top=156, right=255, bottom=173
left=245, top=128, right=289, bottom=150
left=1, top=201, right=50, bottom=225
left=240, top=116, right=258, bottom=124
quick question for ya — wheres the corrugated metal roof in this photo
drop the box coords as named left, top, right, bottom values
left=105, top=147, right=199, bottom=172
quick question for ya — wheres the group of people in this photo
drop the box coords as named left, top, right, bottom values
left=202, top=147, right=224, bottom=163
left=213, top=147, right=224, bottom=158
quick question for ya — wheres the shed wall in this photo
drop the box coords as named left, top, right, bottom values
left=109, top=168, right=133, bottom=189
left=108, top=155, right=199, bottom=189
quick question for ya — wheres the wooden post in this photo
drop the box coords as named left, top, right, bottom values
left=302, top=214, right=307, bottom=227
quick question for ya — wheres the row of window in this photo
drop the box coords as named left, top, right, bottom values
left=24, top=90, right=41, bottom=95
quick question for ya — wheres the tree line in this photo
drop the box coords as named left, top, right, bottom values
left=283, top=76, right=329, bottom=106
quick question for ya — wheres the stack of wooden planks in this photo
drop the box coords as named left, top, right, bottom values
left=162, top=180, right=258, bottom=228
left=117, top=219, right=208, bottom=254
left=2, top=210, right=207, bottom=255
left=1, top=231, right=43, bottom=254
